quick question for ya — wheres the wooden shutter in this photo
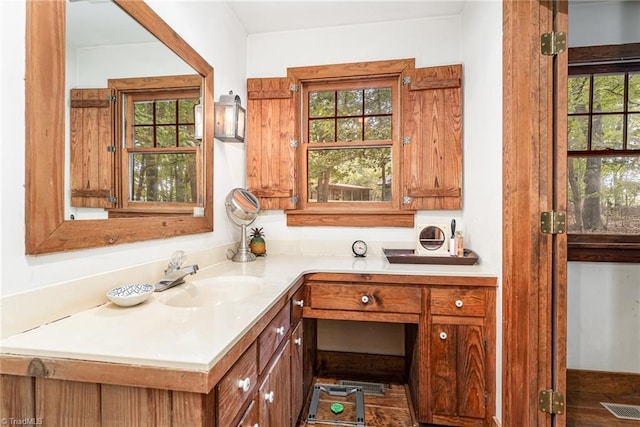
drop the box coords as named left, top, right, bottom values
left=401, top=65, right=463, bottom=210
left=246, top=77, right=300, bottom=210
left=70, top=88, right=116, bottom=208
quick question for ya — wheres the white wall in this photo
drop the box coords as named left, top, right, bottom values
left=0, top=0, right=248, bottom=296
left=566, top=0, right=640, bottom=373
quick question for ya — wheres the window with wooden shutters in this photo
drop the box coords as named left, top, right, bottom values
left=245, top=59, right=463, bottom=227
left=69, top=75, right=203, bottom=216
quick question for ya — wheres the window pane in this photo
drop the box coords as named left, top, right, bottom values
left=307, top=147, right=392, bottom=203
left=178, top=98, right=198, bottom=123
left=178, top=124, right=196, bottom=147
left=365, top=88, right=392, bottom=115
left=156, top=100, right=176, bottom=124
left=337, top=90, right=363, bottom=116
left=309, top=91, right=335, bottom=118
left=567, top=156, right=640, bottom=234
left=592, top=74, right=624, bottom=113
left=309, top=119, right=335, bottom=143
left=629, top=113, right=640, bottom=150
left=134, top=101, right=154, bottom=125
left=134, top=126, right=153, bottom=147
left=156, top=125, right=177, bottom=148
left=130, top=153, right=196, bottom=203
left=337, top=118, right=361, bottom=142
left=568, top=76, right=590, bottom=114
left=630, top=73, right=640, bottom=112
left=568, top=116, right=589, bottom=150
left=591, top=114, right=623, bottom=150
left=365, top=116, right=392, bottom=141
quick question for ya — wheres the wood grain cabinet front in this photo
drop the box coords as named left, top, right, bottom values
left=258, top=303, right=291, bottom=373
left=259, top=340, right=292, bottom=427
left=217, top=342, right=258, bottom=427
left=421, top=286, right=496, bottom=427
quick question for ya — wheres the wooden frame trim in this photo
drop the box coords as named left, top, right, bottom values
left=287, top=58, right=415, bottom=80
left=568, top=42, right=640, bottom=64
left=25, top=0, right=214, bottom=254
left=286, top=211, right=416, bottom=227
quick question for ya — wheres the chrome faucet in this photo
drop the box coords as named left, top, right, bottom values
left=155, top=264, right=199, bottom=292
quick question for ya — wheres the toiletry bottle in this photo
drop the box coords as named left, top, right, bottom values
left=450, top=233, right=457, bottom=256
left=455, top=231, right=464, bottom=257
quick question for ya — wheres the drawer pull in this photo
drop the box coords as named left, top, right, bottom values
left=361, top=295, right=370, bottom=304
left=294, top=337, right=302, bottom=346
left=264, top=391, right=275, bottom=403
left=237, top=377, right=251, bottom=392
left=294, top=299, right=304, bottom=307
left=439, top=332, right=448, bottom=340
left=276, top=326, right=285, bottom=336
left=455, top=299, right=464, bottom=308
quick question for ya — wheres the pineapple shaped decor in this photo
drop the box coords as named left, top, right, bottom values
left=249, top=227, right=266, bottom=256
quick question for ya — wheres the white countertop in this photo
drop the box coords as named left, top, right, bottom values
left=0, top=255, right=496, bottom=372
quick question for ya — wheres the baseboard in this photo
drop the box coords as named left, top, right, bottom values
left=567, top=368, right=640, bottom=395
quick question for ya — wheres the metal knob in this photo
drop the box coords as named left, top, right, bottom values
left=361, top=295, right=370, bottom=304
left=294, top=337, right=302, bottom=346
left=276, top=326, right=285, bottom=336
left=455, top=299, right=464, bottom=308
left=238, top=377, right=251, bottom=392
left=439, top=332, right=447, bottom=340
left=264, top=391, right=275, bottom=403
left=294, top=299, right=304, bottom=307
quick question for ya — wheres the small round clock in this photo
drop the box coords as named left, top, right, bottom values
left=352, top=240, right=368, bottom=257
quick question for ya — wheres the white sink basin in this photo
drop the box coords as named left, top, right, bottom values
left=161, top=276, right=265, bottom=308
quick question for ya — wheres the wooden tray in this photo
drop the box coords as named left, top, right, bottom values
left=383, top=248, right=479, bottom=265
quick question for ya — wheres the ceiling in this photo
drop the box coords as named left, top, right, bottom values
left=225, top=1, right=468, bottom=35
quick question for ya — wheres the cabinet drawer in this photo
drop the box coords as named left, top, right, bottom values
left=430, top=288, right=486, bottom=317
left=217, top=342, right=258, bottom=427
left=259, top=303, right=291, bottom=373
left=308, top=282, right=421, bottom=314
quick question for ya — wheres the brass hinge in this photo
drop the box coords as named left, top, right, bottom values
left=538, top=390, right=564, bottom=414
left=540, top=211, right=566, bottom=234
left=541, top=32, right=566, bottom=56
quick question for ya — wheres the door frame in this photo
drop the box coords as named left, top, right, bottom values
left=502, top=0, right=568, bottom=425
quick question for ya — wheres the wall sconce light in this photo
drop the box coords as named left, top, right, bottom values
left=214, top=90, right=246, bottom=143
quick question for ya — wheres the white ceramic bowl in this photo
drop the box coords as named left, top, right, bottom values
left=107, top=283, right=154, bottom=307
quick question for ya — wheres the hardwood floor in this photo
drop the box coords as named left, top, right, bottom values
left=567, top=369, right=640, bottom=427
left=296, top=377, right=417, bottom=427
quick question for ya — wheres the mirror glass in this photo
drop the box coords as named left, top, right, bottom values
left=25, top=0, right=214, bottom=254
left=226, top=188, right=261, bottom=225
left=418, top=225, right=446, bottom=251
left=66, top=0, right=198, bottom=220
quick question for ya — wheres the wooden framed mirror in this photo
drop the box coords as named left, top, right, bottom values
left=25, top=0, right=214, bottom=254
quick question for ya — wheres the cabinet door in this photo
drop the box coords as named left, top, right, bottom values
left=259, top=341, right=292, bottom=427
left=290, top=323, right=304, bottom=427
left=236, top=400, right=258, bottom=427
left=430, top=322, right=486, bottom=421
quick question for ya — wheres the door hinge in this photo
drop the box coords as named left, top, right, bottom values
left=402, top=76, right=412, bottom=86
left=541, top=32, right=566, bottom=56
left=290, top=140, right=299, bottom=148
left=290, top=195, right=299, bottom=204
left=107, top=146, right=116, bottom=153
left=290, top=84, right=300, bottom=92
left=402, top=136, right=411, bottom=145
left=106, top=196, right=117, bottom=204
left=538, top=390, right=565, bottom=415
left=402, top=196, right=411, bottom=205
left=108, top=94, right=117, bottom=102
left=484, top=391, right=489, bottom=407
left=540, top=211, right=566, bottom=234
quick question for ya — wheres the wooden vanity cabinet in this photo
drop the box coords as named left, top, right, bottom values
left=258, top=340, right=292, bottom=426
left=419, top=286, right=496, bottom=427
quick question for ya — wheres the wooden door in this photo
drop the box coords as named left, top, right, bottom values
left=502, top=0, right=568, bottom=426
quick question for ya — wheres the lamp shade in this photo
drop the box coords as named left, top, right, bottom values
left=214, top=91, right=246, bottom=143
